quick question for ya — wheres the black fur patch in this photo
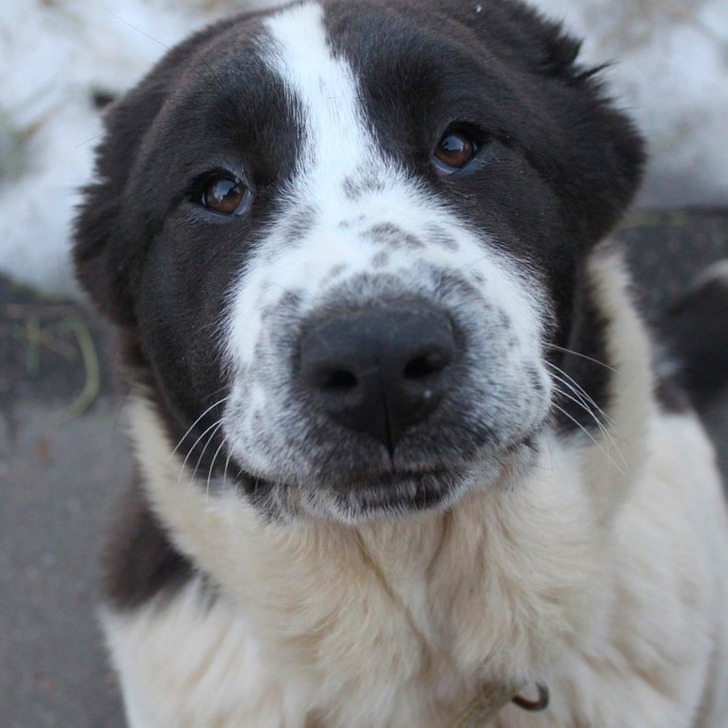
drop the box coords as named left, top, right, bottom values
left=663, top=267, right=728, bottom=407
left=103, top=475, right=195, bottom=610
left=91, top=89, right=117, bottom=110
left=551, top=267, right=613, bottom=432
left=654, top=377, right=691, bottom=415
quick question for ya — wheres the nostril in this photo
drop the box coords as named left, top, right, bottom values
left=403, top=350, right=451, bottom=381
left=320, top=368, right=358, bottom=391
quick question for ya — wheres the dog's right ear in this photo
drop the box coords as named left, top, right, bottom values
left=73, top=22, right=226, bottom=326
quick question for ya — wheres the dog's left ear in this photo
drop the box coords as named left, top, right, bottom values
left=445, top=0, right=646, bottom=241
left=469, top=0, right=585, bottom=79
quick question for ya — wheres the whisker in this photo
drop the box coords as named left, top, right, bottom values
left=178, top=418, right=224, bottom=483
left=551, top=382, right=626, bottom=467
left=207, top=437, right=229, bottom=502
left=550, top=402, right=626, bottom=476
left=552, top=381, right=603, bottom=429
left=547, top=343, right=616, bottom=372
left=548, top=370, right=611, bottom=427
left=545, top=361, right=615, bottom=426
left=222, top=450, right=233, bottom=494
left=191, top=421, right=225, bottom=481
left=169, top=396, right=229, bottom=460
left=106, top=11, right=173, bottom=52
left=547, top=361, right=625, bottom=463
left=201, top=430, right=226, bottom=555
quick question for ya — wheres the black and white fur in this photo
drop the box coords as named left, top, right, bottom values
left=74, top=0, right=728, bottom=725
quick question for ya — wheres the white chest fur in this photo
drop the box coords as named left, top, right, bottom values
left=105, top=409, right=728, bottom=727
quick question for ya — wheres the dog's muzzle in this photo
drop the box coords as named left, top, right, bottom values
left=222, top=260, right=550, bottom=519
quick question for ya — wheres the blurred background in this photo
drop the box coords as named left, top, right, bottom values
left=0, top=1, right=726, bottom=725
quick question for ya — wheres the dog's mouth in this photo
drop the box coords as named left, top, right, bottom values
left=232, top=463, right=475, bottom=520
left=229, top=434, right=539, bottom=521
left=319, top=466, right=477, bottom=519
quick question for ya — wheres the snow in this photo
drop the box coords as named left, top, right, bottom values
left=0, top=0, right=726, bottom=296
left=531, top=0, right=728, bottom=207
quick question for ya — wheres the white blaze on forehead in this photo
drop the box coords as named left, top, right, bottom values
left=262, top=1, right=379, bottom=195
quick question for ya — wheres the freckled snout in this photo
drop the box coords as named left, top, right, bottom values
left=298, top=303, right=457, bottom=455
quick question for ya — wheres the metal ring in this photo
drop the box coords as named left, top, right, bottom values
left=512, top=683, right=550, bottom=712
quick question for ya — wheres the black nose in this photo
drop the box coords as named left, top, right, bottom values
left=298, top=303, right=457, bottom=455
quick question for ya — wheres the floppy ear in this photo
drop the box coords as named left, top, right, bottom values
left=73, top=21, right=228, bottom=326
left=444, top=0, right=645, bottom=241
left=73, top=86, right=164, bottom=326
left=468, top=0, right=585, bottom=78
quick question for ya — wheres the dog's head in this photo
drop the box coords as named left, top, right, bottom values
left=74, top=0, right=644, bottom=521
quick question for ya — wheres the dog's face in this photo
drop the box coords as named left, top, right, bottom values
left=75, top=0, right=643, bottom=521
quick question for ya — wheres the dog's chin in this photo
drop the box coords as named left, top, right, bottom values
left=232, top=439, right=539, bottom=524
left=302, top=467, right=481, bottom=523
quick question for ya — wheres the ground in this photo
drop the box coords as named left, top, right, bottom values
left=0, top=210, right=726, bottom=727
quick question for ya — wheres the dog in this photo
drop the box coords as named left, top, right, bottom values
left=73, top=0, right=728, bottom=725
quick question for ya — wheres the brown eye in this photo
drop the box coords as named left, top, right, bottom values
left=201, top=174, right=252, bottom=215
left=432, top=129, right=478, bottom=174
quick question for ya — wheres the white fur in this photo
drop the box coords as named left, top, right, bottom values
left=691, top=258, right=728, bottom=291
left=105, top=245, right=728, bottom=726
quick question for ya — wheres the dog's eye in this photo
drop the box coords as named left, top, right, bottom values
left=201, top=174, right=252, bottom=215
left=432, top=129, right=478, bottom=175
